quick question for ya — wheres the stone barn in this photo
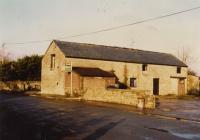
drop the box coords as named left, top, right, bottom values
left=41, top=40, right=188, bottom=96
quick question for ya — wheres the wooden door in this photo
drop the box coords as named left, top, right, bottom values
left=178, top=79, right=185, bottom=95
left=153, top=78, right=159, bottom=95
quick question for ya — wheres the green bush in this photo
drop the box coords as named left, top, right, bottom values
left=0, top=55, right=42, bottom=81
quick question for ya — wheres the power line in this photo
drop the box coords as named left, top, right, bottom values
left=6, top=6, right=200, bottom=45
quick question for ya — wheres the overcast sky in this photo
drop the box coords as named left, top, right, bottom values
left=0, top=0, right=200, bottom=75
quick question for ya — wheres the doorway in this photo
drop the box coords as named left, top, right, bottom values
left=178, top=79, right=185, bottom=95
left=153, top=78, right=159, bottom=95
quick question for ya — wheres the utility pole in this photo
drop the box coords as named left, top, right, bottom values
left=0, top=43, right=5, bottom=81
left=1, top=43, right=5, bottom=64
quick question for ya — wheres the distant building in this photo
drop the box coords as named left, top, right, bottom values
left=41, top=40, right=188, bottom=96
left=187, top=74, right=200, bottom=94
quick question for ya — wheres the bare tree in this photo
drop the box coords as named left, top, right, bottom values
left=177, top=46, right=191, bottom=65
left=188, top=68, right=196, bottom=76
left=177, top=46, right=197, bottom=76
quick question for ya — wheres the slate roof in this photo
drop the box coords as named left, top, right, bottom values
left=73, top=67, right=116, bottom=77
left=54, top=40, right=187, bottom=67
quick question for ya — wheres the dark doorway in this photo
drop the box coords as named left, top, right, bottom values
left=153, top=78, right=159, bottom=95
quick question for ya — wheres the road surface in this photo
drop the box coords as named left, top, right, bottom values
left=0, top=94, right=200, bottom=140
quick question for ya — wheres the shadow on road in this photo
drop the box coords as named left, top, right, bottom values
left=83, top=119, right=125, bottom=140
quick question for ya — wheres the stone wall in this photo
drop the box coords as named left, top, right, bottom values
left=83, top=88, right=155, bottom=109
left=64, top=72, right=116, bottom=96
left=66, top=57, right=188, bottom=95
left=41, top=41, right=66, bottom=95
left=0, top=81, right=41, bottom=91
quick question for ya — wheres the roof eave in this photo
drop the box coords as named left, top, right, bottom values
left=65, top=56, right=188, bottom=67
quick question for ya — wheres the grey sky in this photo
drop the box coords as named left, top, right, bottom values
left=0, top=0, right=200, bottom=75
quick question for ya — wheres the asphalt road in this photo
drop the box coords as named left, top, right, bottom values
left=0, top=94, right=200, bottom=140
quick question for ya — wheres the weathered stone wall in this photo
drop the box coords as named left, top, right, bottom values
left=64, top=72, right=116, bottom=96
left=187, top=75, right=200, bottom=93
left=0, top=81, right=41, bottom=91
left=83, top=77, right=115, bottom=89
left=83, top=89, right=155, bottom=109
left=41, top=42, right=66, bottom=95
left=65, top=57, right=188, bottom=95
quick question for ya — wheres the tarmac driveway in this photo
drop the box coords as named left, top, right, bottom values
left=0, top=94, right=200, bottom=140
left=147, top=97, right=200, bottom=122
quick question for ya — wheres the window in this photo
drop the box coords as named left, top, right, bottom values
left=130, top=78, right=137, bottom=87
left=50, top=54, right=55, bottom=69
left=177, top=67, right=181, bottom=74
left=142, top=64, right=148, bottom=71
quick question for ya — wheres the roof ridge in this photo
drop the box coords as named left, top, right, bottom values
left=54, top=40, right=171, bottom=54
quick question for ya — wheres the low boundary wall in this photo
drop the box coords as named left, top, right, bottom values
left=0, top=81, right=41, bottom=91
left=83, top=88, right=155, bottom=109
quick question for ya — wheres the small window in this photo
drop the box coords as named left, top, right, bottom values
left=177, top=67, right=181, bottom=74
left=142, top=64, right=148, bottom=71
left=50, top=54, right=55, bottom=69
left=130, top=78, right=137, bottom=87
